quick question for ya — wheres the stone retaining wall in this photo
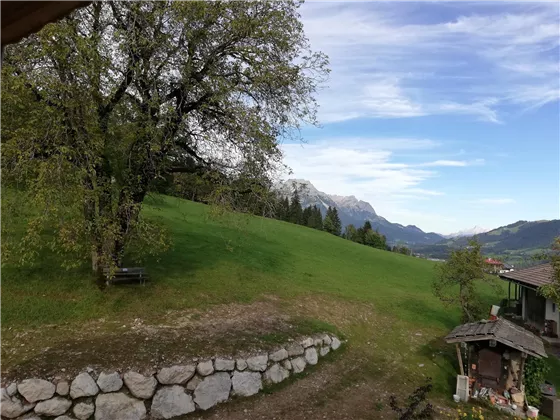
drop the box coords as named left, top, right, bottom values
left=1, top=333, right=342, bottom=420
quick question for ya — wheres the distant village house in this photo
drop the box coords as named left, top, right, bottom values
left=484, top=258, right=514, bottom=274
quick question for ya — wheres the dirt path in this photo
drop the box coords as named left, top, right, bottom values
left=186, top=355, right=390, bottom=420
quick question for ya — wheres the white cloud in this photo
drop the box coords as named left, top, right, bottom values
left=301, top=2, right=559, bottom=124
left=302, top=137, right=440, bottom=151
left=361, top=79, right=425, bottom=118
left=436, top=100, right=501, bottom=123
left=402, top=188, right=445, bottom=196
left=471, top=198, right=516, bottom=205
left=280, top=138, right=488, bottom=229
left=418, top=159, right=485, bottom=167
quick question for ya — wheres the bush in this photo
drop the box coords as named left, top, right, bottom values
left=389, top=377, right=434, bottom=420
left=524, top=356, right=550, bottom=406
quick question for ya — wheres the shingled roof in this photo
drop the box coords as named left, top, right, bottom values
left=499, top=263, right=554, bottom=289
left=445, top=318, right=547, bottom=358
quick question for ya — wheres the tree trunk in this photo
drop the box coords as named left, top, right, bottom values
left=112, top=181, right=149, bottom=267
left=91, top=249, right=99, bottom=272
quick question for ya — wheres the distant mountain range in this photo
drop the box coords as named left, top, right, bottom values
left=276, top=179, right=559, bottom=256
left=415, top=220, right=560, bottom=261
left=443, top=220, right=560, bottom=251
left=443, top=226, right=490, bottom=238
left=277, top=179, right=444, bottom=245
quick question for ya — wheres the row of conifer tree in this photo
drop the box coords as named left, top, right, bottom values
left=276, top=188, right=398, bottom=252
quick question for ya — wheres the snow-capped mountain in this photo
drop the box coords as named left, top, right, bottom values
left=444, top=226, right=490, bottom=238
left=277, top=179, right=444, bottom=245
left=330, top=195, right=376, bottom=215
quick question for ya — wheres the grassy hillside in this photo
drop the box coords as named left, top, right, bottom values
left=3, top=193, right=558, bottom=398
left=3, top=193, right=484, bottom=329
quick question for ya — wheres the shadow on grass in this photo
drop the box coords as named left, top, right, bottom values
left=5, top=196, right=291, bottom=288
left=141, top=223, right=290, bottom=281
left=131, top=195, right=296, bottom=284
left=398, top=297, right=460, bottom=331
left=417, top=337, right=459, bottom=396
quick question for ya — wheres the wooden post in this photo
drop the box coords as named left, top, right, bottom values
left=518, top=352, right=526, bottom=391
left=467, top=345, right=472, bottom=377
left=508, top=281, right=511, bottom=307
left=456, top=343, right=465, bottom=376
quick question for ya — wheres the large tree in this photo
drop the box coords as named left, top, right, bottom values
left=2, top=1, right=328, bottom=271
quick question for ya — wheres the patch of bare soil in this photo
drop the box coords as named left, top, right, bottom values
left=1, top=299, right=299, bottom=383
left=193, top=356, right=388, bottom=420
left=3, top=294, right=468, bottom=420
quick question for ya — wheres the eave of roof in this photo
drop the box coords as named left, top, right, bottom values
left=499, top=263, right=554, bottom=289
left=444, top=318, right=547, bottom=358
left=1, top=1, right=91, bottom=47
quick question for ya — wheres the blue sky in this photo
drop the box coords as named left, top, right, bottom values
left=280, top=1, right=560, bottom=235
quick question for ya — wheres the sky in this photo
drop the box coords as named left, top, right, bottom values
left=280, top=1, right=560, bottom=235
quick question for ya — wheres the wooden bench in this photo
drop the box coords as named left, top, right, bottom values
left=102, top=267, right=148, bottom=286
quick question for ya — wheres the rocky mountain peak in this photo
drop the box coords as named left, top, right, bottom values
left=276, top=179, right=443, bottom=245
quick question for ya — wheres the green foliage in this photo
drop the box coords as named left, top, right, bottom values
left=2, top=1, right=328, bottom=271
left=344, top=224, right=359, bottom=241
left=365, top=229, right=387, bottom=250
left=392, top=245, right=412, bottom=256
left=323, top=206, right=341, bottom=236
left=344, top=221, right=387, bottom=250
left=524, top=356, right=550, bottom=407
left=432, top=240, right=502, bottom=322
left=302, top=206, right=312, bottom=226
left=302, top=205, right=323, bottom=230
left=389, top=377, right=434, bottom=420
left=288, top=188, right=304, bottom=225
left=310, top=205, right=324, bottom=230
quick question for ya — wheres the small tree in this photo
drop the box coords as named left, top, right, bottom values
left=288, top=188, right=304, bottom=225
left=332, top=207, right=342, bottom=236
left=311, top=205, right=324, bottom=230
left=397, top=246, right=412, bottom=256
left=344, top=224, right=358, bottom=241
left=324, top=206, right=341, bottom=236
left=389, top=377, right=434, bottom=420
left=302, top=206, right=312, bottom=227
left=432, top=240, right=498, bottom=322
left=281, top=197, right=291, bottom=222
